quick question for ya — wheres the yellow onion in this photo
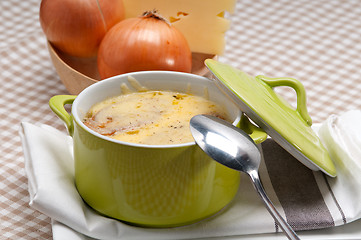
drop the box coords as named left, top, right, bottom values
left=97, top=11, right=192, bottom=79
left=40, top=0, right=125, bottom=57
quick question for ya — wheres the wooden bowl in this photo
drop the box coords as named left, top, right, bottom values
left=47, top=42, right=216, bottom=95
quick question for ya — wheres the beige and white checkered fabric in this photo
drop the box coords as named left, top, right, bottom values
left=1, top=0, right=361, bottom=239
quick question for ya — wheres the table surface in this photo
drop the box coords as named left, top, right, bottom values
left=1, top=0, right=361, bottom=239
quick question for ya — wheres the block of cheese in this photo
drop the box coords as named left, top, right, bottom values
left=122, top=0, right=236, bottom=55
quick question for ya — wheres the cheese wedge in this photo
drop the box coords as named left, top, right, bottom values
left=122, top=0, right=236, bottom=55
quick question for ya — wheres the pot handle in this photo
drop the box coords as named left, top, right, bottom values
left=238, top=114, right=268, bottom=144
left=49, top=95, right=77, bottom=136
left=256, top=75, right=312, bottom=126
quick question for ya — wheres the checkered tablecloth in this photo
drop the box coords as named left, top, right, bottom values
left=1, top=0, right=361, bottom=239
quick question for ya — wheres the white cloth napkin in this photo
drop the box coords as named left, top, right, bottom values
left=20, top=110, right=361, bottom=240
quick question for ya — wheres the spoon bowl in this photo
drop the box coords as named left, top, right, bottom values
left=190, top=114, right=300, bottom=240
left=190, top=114, right=261, bottom=173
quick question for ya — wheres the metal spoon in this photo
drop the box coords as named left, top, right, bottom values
left=190, top=115, right=300, bottom=240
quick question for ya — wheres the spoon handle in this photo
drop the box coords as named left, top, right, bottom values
left=248, top=170, right=301, bottom=240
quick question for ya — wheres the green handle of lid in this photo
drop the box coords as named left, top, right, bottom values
left=256, top=75, right=312, bottom=126
left=49, top=95, right=77, bottom=136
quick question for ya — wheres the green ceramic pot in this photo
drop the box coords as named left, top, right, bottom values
left=49, top=71, right=267, bottom=227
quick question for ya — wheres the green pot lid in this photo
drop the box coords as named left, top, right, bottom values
left=205, top=59, right=336, bottom=177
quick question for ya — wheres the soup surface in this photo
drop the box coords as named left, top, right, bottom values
left=83, top=90, right=228, bottom=145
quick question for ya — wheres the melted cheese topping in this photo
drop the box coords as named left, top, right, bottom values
left=83, top=90, right=228, bottom=145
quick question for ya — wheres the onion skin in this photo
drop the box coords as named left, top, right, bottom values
left=97, top=12, right=192, bottom=79
left=40, top=0, right=125, bottom=57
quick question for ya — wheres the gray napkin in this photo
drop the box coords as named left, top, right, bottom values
left=262, top=139, right=336, bottom=231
